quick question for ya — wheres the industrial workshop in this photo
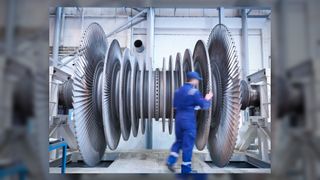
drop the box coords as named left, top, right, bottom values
left=49, top=5, right=271, bottom=174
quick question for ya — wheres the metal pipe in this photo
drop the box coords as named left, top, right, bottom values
left=134, top=39, right=144, bottom=53
left=105, top=8, right=147, bottom=38
left=241, top=9, right=249, bottom=79
left=132, top=8, right=143, bottom=13
left=58, top=56, right=77, bottom=68
left=247, top=15, right=271, bottom=19
left=52, top=7, right=63, bottom=66
left=146, top=8, right=155, bottom=149
left=241, top=9, right=249, bottom=124
left=81, top=8, right=84, bottom=34
left=218, top=7, right=224, bottom=24
left=60, top=8, right=66, bottom=46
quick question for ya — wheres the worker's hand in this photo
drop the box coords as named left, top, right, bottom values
left=204, top=91, right=213, bottom=101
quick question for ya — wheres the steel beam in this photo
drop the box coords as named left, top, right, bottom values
left=58, top=56, right=77, bottom=68
left=105, top=17, right=145, bottom=38
left=105, top=8, right=147, bottom=38
left=52, top=7, right=63, bottom=66
left=218, top=7, right=224, bottom=24
left=81, top=8, right=85, bottom=34
left=247, top=9, right=252, bottom=16
left=146, top=8, right=155, bottom=149
left=241, top=9, right=249, bottom=79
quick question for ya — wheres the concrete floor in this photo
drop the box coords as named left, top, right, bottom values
left=49, top=150, right=271, bottom=174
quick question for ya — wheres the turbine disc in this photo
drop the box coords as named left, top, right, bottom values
left=207, top=24, right=241, bottom=167
left=140, top=62, right=147, bottom=134
left=192, top=40, right=212, bottom=150
left=175, top=52, right=184, bottom=86
left=182, top=48, right=194, bottom=80
left=154, top=68, right=160, bottom=121
left=148, top=60, right=154, bottom=123
left=169, top=55, right=174, bottom=134
left=130, top=56, right=140, bottom=137
left=102, top=39, right=122, bottom=150
left=72, top=23, right=107, bottom=166
left=161, top=58, right=167, bottom=132
left=119, top=48, right=132, bottom=140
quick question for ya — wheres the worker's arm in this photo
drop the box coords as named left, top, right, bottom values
left=192, top=90, right=212, bottom=110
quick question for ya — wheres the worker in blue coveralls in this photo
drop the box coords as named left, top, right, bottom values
left=166, top=71, right=213, bottom=173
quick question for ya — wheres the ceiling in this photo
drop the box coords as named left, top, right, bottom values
left=50, top=0, right=273, bottom=9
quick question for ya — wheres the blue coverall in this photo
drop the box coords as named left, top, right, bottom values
left=167, top=82, right=211, bottom=173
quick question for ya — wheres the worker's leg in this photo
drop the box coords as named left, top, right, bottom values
left=181, top=124, right=196, bottom=173
left=167, top=119, right=183, bottom=166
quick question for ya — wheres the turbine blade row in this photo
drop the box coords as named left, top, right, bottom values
left=60, top=23, right=243, bottom=167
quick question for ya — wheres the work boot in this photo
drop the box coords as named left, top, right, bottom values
left=166, top=163, right=175, bottom=173
left=181, top=164, right=195, bottom=174
left=166, top=153, right=178, bottom=172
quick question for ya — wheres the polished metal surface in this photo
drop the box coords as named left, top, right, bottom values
left=119, top=48, right=133, bottom=140
left=102, top=39, right=122, bottom=150
left=130, top=57, right=140, bottom=137
left=58, top=79, right=73, bottom=109
left=207, top=24, right=241, bottom=167
left=182, top=48, right=194, bottom=80
left=161, top=58, right=167, bottom=132
left=240, top=80, right=260, bottom=110
left=175, top=52, right=184, bottom=87
left=169, top=56, right=174, bottom=135
left=154, top=68, right=160, bottom=121
left=193, top=40, right=213, bottom=150
left=147, top=59, right=154, bottom=123
left=140, top=62, right=147, bottom=134
left=72, top=23, right=107, bottom=166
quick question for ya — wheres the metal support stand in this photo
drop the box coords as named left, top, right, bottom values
left=236, top=69, right=271, bottom=163
left=49, top=115, right=78, bottom=150
left=49, top=140, right=67, bottom=174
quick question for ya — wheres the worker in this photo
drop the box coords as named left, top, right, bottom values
left=166, top=71, right=213, bottom=173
